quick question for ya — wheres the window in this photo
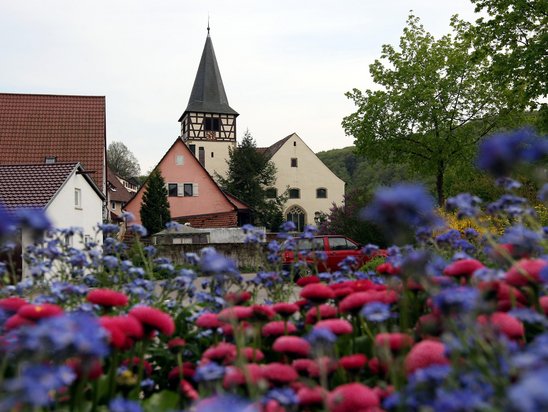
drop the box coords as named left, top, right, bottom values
left=189, top=144, right=196, bottom=155
left=288, top=188, right=300, bottom=199
left=111, top=201, right=116, bottom=210
left=328, top=237, right=348, bottom=251
left=184, top=183, right=193, bottom=197
left=286, top=205, right=306, bottom=232
left=204, top=117, right=221, bottom=131
left=291, top=158, right=298, bottom=167
left=176, top=155, right=184, bottom=165
left=199, top=147, right=205, bottom=166
left=168, top=183, right=178, bottom=197
left=293, top=141, right=296, bottom=146
left=211, top=152, right=214, bottom=158
left=74, top=188, right=82, bottom=209
left=45, top=156, right=56, bottom=164
left=316, top=188, right=327, bottom=198
left=265, top=188, right=277, bottom=199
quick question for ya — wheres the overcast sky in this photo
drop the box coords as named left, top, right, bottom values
left=0, top=0, right=479, bottom=173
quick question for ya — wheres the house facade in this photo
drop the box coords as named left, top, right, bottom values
left=260, top=133, right=345, bottom=231
left=123, top=138, right=248, bottom=229
left=106, top=167, right=134, bottom=221
left=0, top=163, right=105, bottom=278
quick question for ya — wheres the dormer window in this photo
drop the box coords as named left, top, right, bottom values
left=45, top=156, right=56, bottom=164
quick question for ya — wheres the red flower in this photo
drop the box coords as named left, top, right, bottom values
left=292, top=358, right=316, bottom=376
left=339, top=290, right=398, bottom=314
left=415, top=313, right=443, bottom=338
left=224, top=291, right=252, bottom=305
left=223, top=364, right=263, bottom=388
left=298, top=386, right=327, bottom=407
left=220, top=321, right=252, bottom=337
left=195, top=313, right=221, bottom=329
left=376, top=262, right=400, bottom=275
left=251, top=304, right=276, bottom=321
left=99, top=317, right=128, bottom=349
left=107, top=315, right=144, bottom=341
left=0, top=297, right=28, bottom=313
left=443, top=259, right=484, bottom=278
left=314, top=319, right=353, bottom=335
left=18, top=303, right=63, bottom=320
left=262, top=320, right=297, bottom=337
left=374, top=333, right=414, bottom=353
left=296, top=275, right=320, bottom=287
left=338, top=354, right=367, bottom=371
left=262, top=363, right=298, bottom=385
left=477, top=312, right=525, bottom=341
left=179, top=380, right=199, bottom=401
left=218, top=306, right=253, bottom=322
left=540, top=296, right=548, bottom=316
left=405, top=340, right=449, bottom=375
left=273, top=336, right=311, bottom=358
left=168, top=363, right=196, bottom=381
left=129, top=306, right=175, bottom=336
left=328, top=383, right=380, bottom=412
left=300, top=283, right=335, bottom=303
left=368, top=357, right=387, bottom=376
left=505, top=258, right=547, bottom=287
left=202, top=342, right=237, bottom=365
left=4, top=314, right=34, bottom=330
left=87, top=288, right=129, bottom=307
left=168, top=338, right=186, bottom=353
left=305, top=304, right=338, bottom=324
left=272, top=302, right=299, bottom=317
left=66, top=358, right=103, bottom=380
left=243, top=347, right=265, bottom=362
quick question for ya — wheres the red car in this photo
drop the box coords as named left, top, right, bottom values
left=281, top=235, right=383, bottom=274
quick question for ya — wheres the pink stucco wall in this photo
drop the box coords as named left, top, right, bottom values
left=124, top=138, right=235, bottom=225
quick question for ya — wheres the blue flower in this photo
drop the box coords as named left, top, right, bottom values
left=109, top=396, right=143, bottom=412
left=279, top=221, right=296, bottom=233
left=432, top=286, right=479, bottom=315
left=97, top=223, right=119, bottom=235
left=499, top=225, right=543, bottom=257
left=194, top=362, right=226, bottom=382
left=263, top=387, right=298, bottom=406
left=199, top=247, right=238, bottom=276
left=508, top=367, right=548, bottom=412
left=539, top=183, right=548, bottom=202
left=14, top=208, right=52, bottom=232
left=495, top=177, right=522, bottom=190
left=477, top=128, right=548, bottom=177
left=361, top=302, right=391, bottom=322
left=128, top=224, right=147, bottom=237
left=0, top=203, right=16, bottom=236
left=446, top=193, right=482, bottom=219
left=193, top=395, right=259, bottom=412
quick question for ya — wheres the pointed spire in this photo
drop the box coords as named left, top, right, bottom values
left=182, top=29, right=238, bottom=117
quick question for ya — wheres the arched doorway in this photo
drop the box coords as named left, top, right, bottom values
left=286, top=205, right=306, bottom=232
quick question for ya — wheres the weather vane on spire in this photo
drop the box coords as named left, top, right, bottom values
left=207, top=14, right=210, bottom=35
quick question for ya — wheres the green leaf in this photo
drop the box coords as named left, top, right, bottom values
left=143, top=390, right=180, bottom=412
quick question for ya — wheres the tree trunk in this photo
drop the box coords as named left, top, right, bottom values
left=436, top=160, right=445, bottom=206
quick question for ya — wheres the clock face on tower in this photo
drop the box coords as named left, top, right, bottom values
left=206, top=131, right=216, bottom=140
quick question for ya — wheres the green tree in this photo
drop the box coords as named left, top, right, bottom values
left=139, top=169, right=171, bottom=236
left=216, top=131, right=284, bottom=230
left=343, top=15, right=517, bottom=205
left=470, top=0, right=547, bottom=104
left=107, top=141, right=141, bottom=180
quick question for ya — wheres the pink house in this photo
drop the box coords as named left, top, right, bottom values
left=124, top=138, right=249, bottom=229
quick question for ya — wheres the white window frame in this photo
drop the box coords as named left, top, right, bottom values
left=74, top=188, right=82, bottom=209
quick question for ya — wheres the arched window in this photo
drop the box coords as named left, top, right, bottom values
left=286, top=205, right=306, bottom=232
left=316, top=188, right=327, bottom=198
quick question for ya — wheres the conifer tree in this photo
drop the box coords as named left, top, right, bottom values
left=139, top=169, right=171, bottom=236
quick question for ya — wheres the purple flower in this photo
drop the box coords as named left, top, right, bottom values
left=109, top=396, right=143, bottom=412
left=194, top=362, right=226, bottom=382
left=279, top=221, right=296, bottom=233
left=97, top=223, right=119, bottom=235
left=446, top=193, right=482, bottom=219
left=128, top=224, right=147, bottom=237
left=263, top=387, right=299, bottom=406
left=499, top=225, right=543, bottom=257
left=14, top=208, right=52, bottom=232
left=361, top=301, right=391, bottom=322
left=539, top=183, right=548, bottom=202
left=0, top=203, right=16, bottom=236
left=199, top=247, right=238, bottom=276
left=432, top=286, right=479, bottom=314
left=477, top=128, right=548, bottom=177
left=193, top=395, right=258, bottom=412
left=495, top=177, right=522, bottom=190
left=508, top=367, right=548, bottom=412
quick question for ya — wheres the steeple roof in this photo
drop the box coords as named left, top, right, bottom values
left=181, top=32, right=238, bottom=119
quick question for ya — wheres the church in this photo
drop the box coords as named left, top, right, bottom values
left=127, top=28, right=345, bottom=231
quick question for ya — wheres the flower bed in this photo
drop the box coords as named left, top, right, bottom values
left=0, top=129, right=547, bottom=411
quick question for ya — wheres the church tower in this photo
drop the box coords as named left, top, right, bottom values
left=179, top=27, right=238, bottom=179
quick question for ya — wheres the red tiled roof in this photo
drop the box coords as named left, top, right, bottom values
left=107, top=167, right=133, bottom=203
left=257, top=133, right=294, bottom=159
left=0, top=93, right=106, bottom=192
left=0, top=163, right=79, bottom=211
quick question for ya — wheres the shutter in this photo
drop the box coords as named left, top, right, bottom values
left=193, top=183, right=199, bottom=196
left=177, top=183, right=185, bottom=197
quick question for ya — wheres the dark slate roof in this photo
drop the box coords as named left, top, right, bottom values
left=0, top=163, right=104, bottom=211
left=107, top=167, right=133, bottom=203
left=257, top=134, right=294, bottom=159
left=180, top=33, right=238, bottom=119
left=0, top=93, right=107, bottom=192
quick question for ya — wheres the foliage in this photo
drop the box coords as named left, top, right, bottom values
left=343, top=14, right=519, bottom=205
left=216, top=130, right=285, bottom=230
left=470, top=0, right=547, bottom=104
left=140, top=169, right=171, bottom=236
left=319, top=188, right=388, bottom=247
left=107, top=141, right=141, bottom=180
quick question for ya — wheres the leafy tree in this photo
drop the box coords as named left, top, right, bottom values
left=107, top=141, right=141, bottom=180
left=139, top=169, right=171, bottom=236
left=470, top=0, right=547, bottom=104
left=343, top=15, right=517, bottom=205
left=216, top=131, right=284, bottom=230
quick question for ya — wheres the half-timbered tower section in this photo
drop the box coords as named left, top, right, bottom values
left=179, top=29, right=238, bottom=179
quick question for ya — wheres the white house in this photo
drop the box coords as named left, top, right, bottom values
left=0, top=162, right=105, bottom=278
